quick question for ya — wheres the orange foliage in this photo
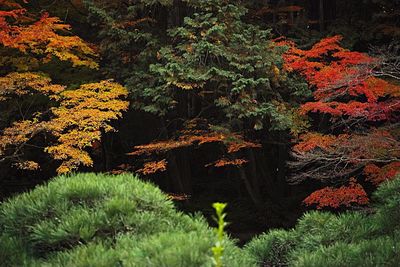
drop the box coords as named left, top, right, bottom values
left=303, top=179, right=369, bottom=209
left=127, top=139, right=193, bottom=156
left=227, top=139, right=262, bottom=153
left=0, top=2, right=128, bottom=174
left=137, top=159, right=168, bottom=175
left=294, top=133, right=343, bottom=152
left=206, top=158, right=248, bottom=168
left=364, top=162, right=400, bottom=185
left=128, top=120, right=261, bottom=174
left=129, top=128, right=261, bottom=156
left=0, top=2, right=98, bottom=68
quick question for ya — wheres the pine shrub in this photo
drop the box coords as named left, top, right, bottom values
left=0, top=173, right=254, bottom=267
left=245, top=229, right=297, bottom=267
left=245, top=175, right=400, bottom=267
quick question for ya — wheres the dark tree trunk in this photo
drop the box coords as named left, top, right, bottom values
left=319, top=0, right=324, bottom=31
left=238, top=166, right=263, bottom=210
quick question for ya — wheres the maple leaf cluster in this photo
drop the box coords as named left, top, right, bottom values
left=277, top=35, right=399, bottom=123
left=206, top=158, right=248, bottom=168
left=303, top=179, right=369, bottom=209
left=0, top=1, right=98, bottom=68
left=0, top=75, right=128, bottom=173
left=280, top=36, right=400, bottom=208
left=0, top=2, right=128, bottom=174
left=137, top=159, right=168, bottom=175
left=129, top=119, right=261, bottom=174
left=364, top=162, right=400, bottom=186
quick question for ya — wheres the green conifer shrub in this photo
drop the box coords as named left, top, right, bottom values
left=0, top=173, right=254, bottom=267
left=244, top=229, right=297, bottom=267
left=244, top=175, right=400, bottom=267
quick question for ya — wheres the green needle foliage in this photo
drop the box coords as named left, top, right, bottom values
left=85, top=0, right=309, bottom=133
left=133, top=0, right=305, bottom=131
left=0, top=173, right=255, bottom=267
left=244, top=175, right=400, bottom=267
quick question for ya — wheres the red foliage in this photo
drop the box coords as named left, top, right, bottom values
left=364, top=162, right=400, bottom=185
left=293, top=133, right=347, bottom=152
left=283, top=35, right=400, bottom=209
left=291, top=129, right=399, bottom=179
left=303, top=179, right=369, bottom=209
left=277, top=35, right=400, bottom=122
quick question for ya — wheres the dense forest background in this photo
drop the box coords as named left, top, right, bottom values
left=0, top=0, right=399, bottom=241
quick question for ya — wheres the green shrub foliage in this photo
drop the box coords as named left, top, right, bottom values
left=245, top=229, right=297, bottom=267
left=84, top=0, right=309, bottom=132
left=1, top=169, right=399, bottom=267
left=0, top=173, right=254, bottom=267
left=244, top=175, right=400, bottom=267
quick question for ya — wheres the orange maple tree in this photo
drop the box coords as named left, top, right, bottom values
left=0, top=1, right=128, bottom=174
left=0, top=0, right=98, bottom=68
left=279, top=35, right=400, bottom=208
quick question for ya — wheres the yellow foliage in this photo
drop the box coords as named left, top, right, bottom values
left=13, top=161, right=40, bottom=170
left=46, top=80, right=129, bottom=173
left=0, top=72, right=64, bottom=100
left=0, top=119, right=46, bottom=156
left=0, top=3, right=123, bottom=173
left=0, top=73, right=129, bottom=173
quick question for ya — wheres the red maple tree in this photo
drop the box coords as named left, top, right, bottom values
left=278, top=36, right=400, bottom=208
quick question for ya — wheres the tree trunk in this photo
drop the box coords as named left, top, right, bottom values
left=167, top=153, right=185, bottom=193
left=319, top=0, right=324, bottom=31
left=179, top=148, right=193, bottom=194
left=167, top=150, right=192, bottom=194
left=238, top=167, right=263, bottom=209
left=101, top=131, right=110, bottom=171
